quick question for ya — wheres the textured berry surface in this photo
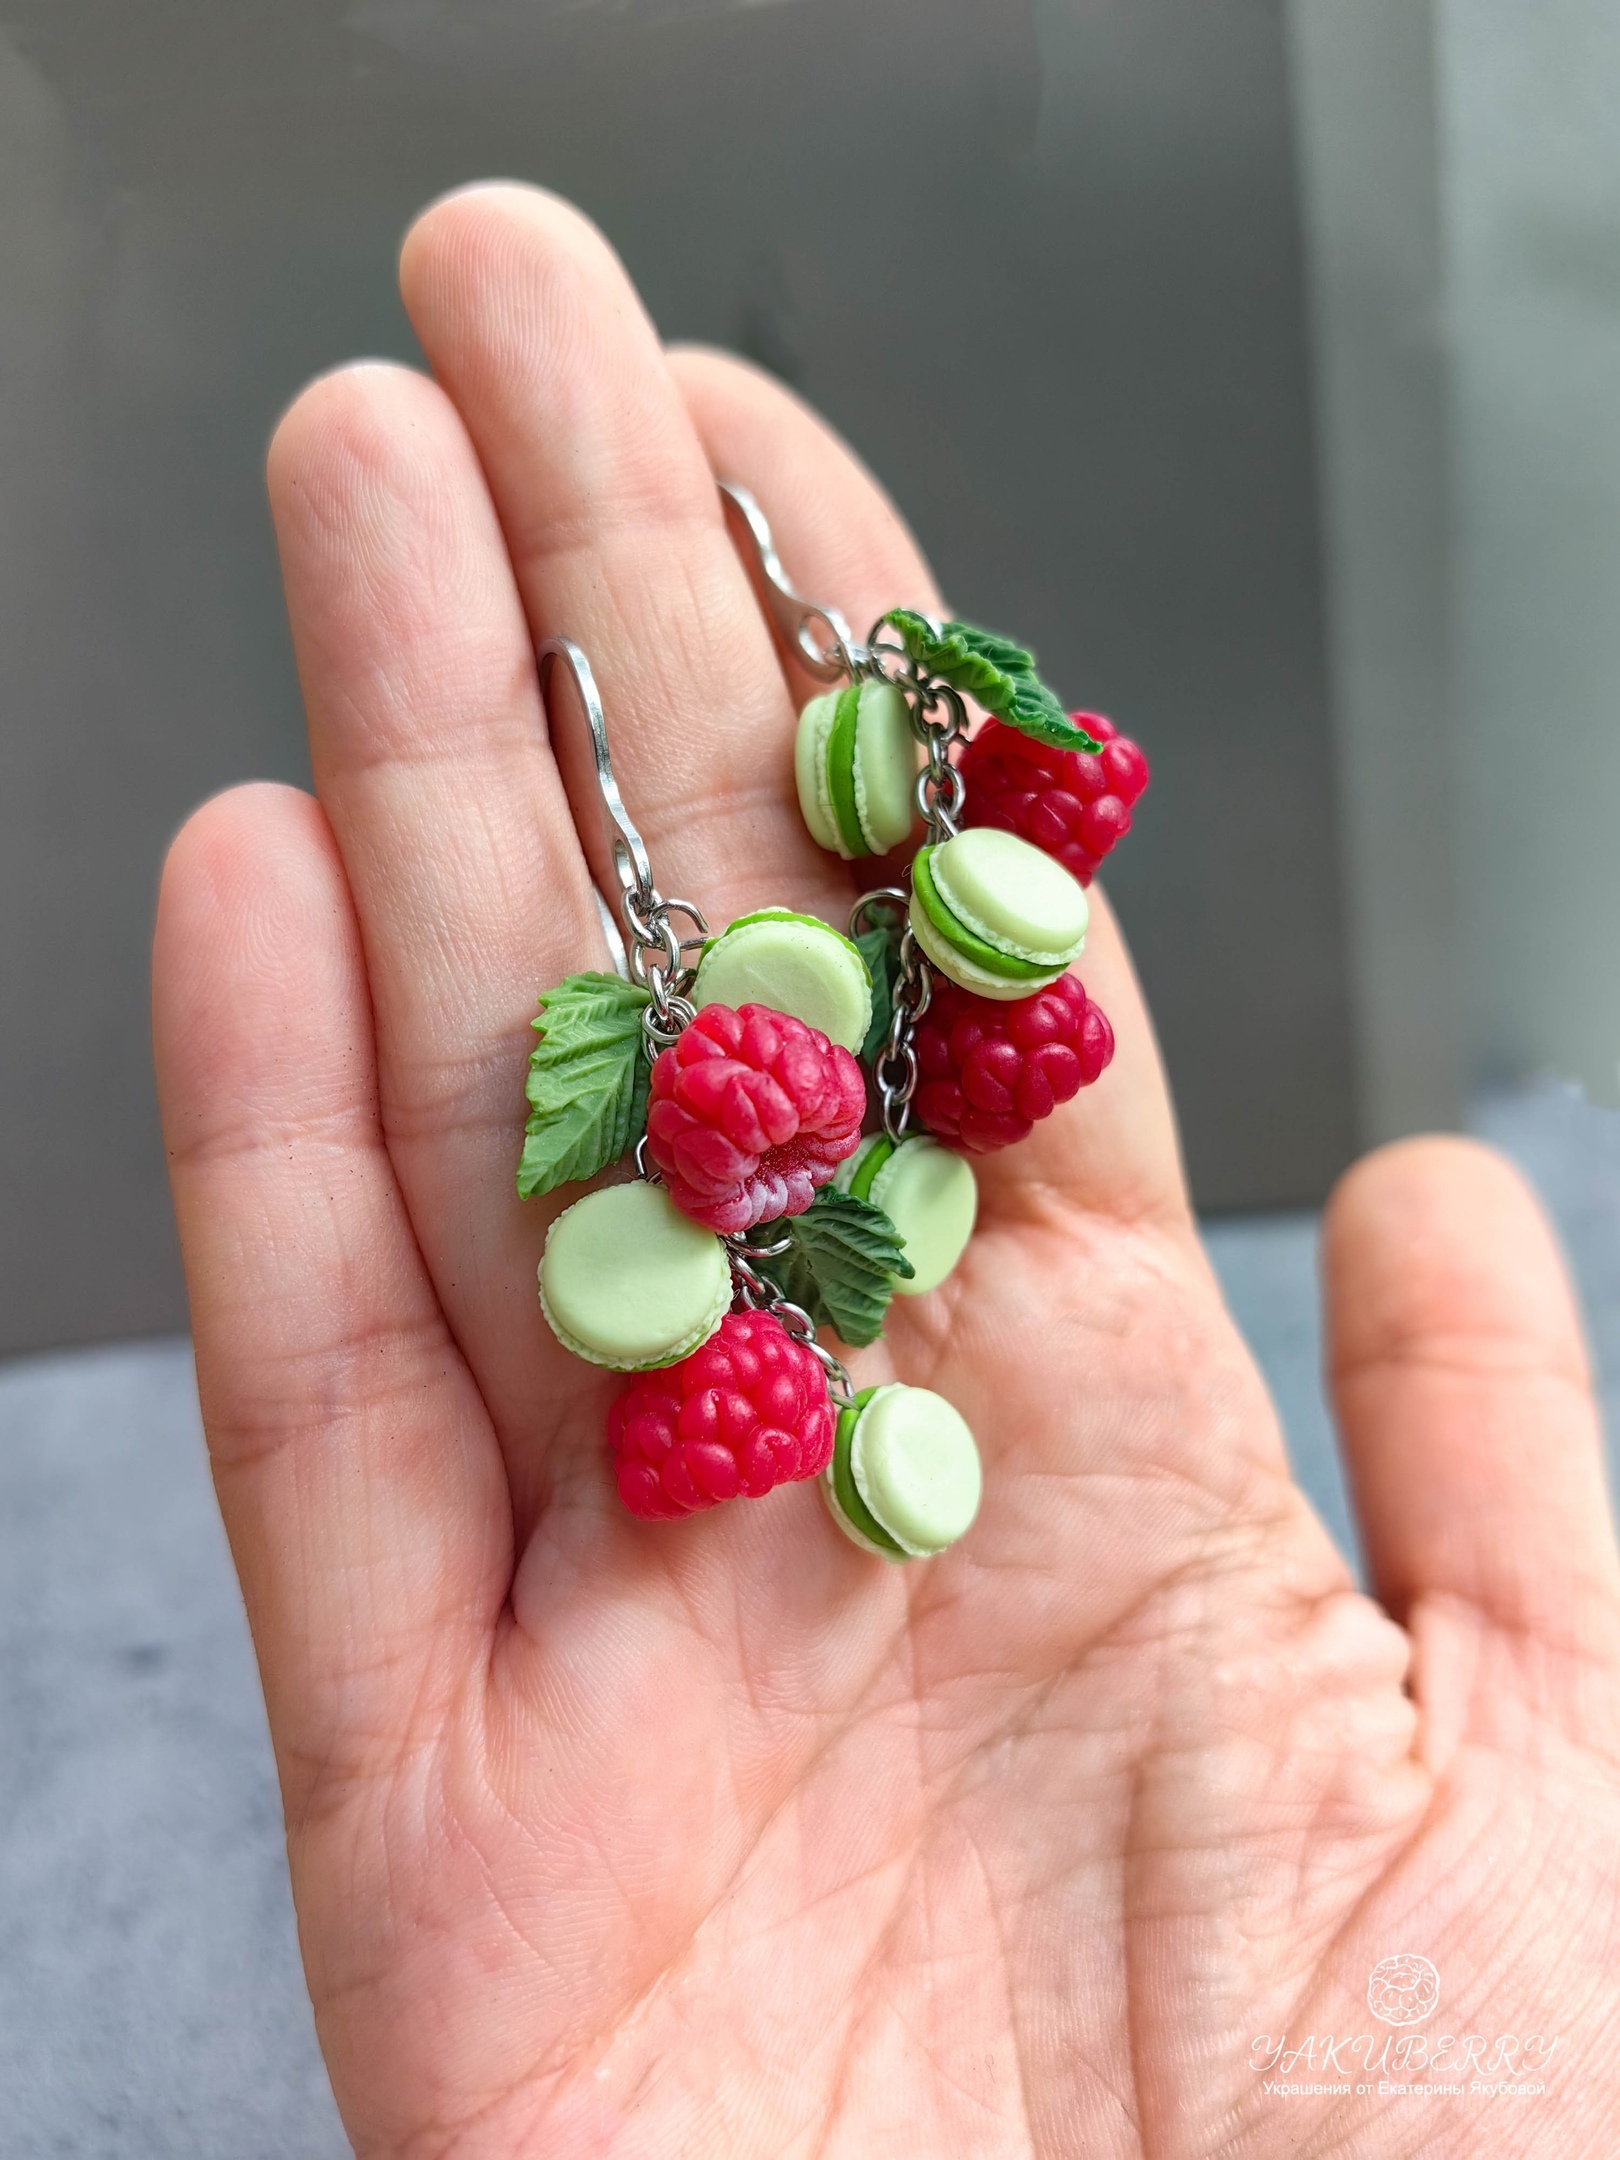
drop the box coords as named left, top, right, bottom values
left=959, top=712, right=1149, bottom=884
left=914, top=973, right=1114, bottom=1154
left=647, top=1003, right=866, bottom=1234
left=608, top=1309, right=836, bottom=1519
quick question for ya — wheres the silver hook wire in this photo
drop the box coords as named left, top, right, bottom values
left=535, top=633, right=708, bottom=1045
left=719, top=481, right=864, bottom=682
left=537, top=635, right=655, bottom=912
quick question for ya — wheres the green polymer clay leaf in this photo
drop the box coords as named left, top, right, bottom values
left=754, top=1188, right=915, bottom=1350
left=854, top=913, right=903, bottom=1066
left=882, top=609, right=1102, bottom=754
left=517, top=972, right=651, bottom=1200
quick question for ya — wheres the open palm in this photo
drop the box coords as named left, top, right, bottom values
left=153, top=188, right=1620, bottom=2157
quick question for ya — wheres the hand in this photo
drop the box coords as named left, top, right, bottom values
left=153, top=186, right=1620, bottom=2158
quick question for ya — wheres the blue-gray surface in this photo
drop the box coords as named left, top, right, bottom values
left=3, top=1083, right=1617, bottom=2158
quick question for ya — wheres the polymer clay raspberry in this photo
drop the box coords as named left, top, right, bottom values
left=913, top=973, right=1114, bottom=1154
left=959, top=712, right=1150, bottom=884
left=646, top=1002, right=867, bottom=1235
left=608, top=1308, right=836, bottom=1519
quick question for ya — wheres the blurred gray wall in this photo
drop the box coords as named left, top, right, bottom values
left=1440, top=0, right=1620, bottom=1107
left=0, top=0, right=1354, bottom=1357
left=1288, top=0, right=1463, bottom=1150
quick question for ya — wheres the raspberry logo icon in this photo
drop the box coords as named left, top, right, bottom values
left=1366, top=1954, right=1440, bottom=2027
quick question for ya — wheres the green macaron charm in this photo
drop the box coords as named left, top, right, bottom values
left=690, top=908, right=873, bottom=1055
left=539, top=1180, right=732, bottom=1371
left=909, top=827, right=1089, bottom=1000
left=795, top=677, right=919, bottom=859
left=835, top=1134, right=977, bottom=1296
left=823, top=1382, right=983, bottom=1559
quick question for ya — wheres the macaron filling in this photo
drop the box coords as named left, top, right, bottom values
left=846, top=1133, right=895, bottom=1203
left=825, top=1387, right=908, bottom=1559
left=691, top=908, right=873, bottom=1054
left=824, top=686, right=867, bottom=858
left=795, top=680, right=919, bottom=858
left=539, top=1181, right=732, bottom=1371
left=911, top=846, right=1056, bottom=984
left=928, top=827, right=1089, bottom=963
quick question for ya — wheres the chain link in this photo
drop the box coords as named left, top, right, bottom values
left=621, top=890, right=708, bottom=1055
left=875, top=924, right=933, bottom=1144
left=847, top=662, right=970, bottom=1142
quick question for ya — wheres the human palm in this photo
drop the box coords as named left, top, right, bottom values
left=153, top=187, right=1620, bottom=2157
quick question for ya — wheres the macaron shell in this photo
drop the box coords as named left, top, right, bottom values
left=868, top=1138, right=978, bottom=1296
left=850, top=1383, right=982, bottom=1556
left=822, top=1470, right=910, bottom=1559
left=929, top=828, right=1089, bottom=965
left=794, top=692, right=842, bottom=852
left=909, top=888, right=1066, bottom=999
left=833, top=1132, right=893, bottom=1203
left=692, top=910, right=873, bottom=1054
left=851, top=679, right=919, bottom=853
left=539, top=1181, right=731, bottom=1370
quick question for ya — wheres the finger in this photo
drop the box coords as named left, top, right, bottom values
left=398, top=185, right=847, bottom=933
left=1325, top=1136, right=1620, bottom=1680
left=153, top=785, right=509, bottom=1817
left=670, top=345, right=1190, bottom=1230
left=267, top=360, right=613, bottom=1531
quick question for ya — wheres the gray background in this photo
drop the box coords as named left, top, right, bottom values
left=0, top=0, right=1352, bottom=1358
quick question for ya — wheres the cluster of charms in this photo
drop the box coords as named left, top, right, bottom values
left=518, top=497, right=1148, bottom=1559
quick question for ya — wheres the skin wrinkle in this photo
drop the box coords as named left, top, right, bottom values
left=603, top=1544, right=1285, bottom=2156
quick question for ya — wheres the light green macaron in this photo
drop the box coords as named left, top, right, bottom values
left=691, top=908, right=873, bottom=1054
left=823, top=1383, right=983, bottom=1560
left=910, top=827, right=1089, bottom=1000
left=835, top=1134, right=977, bottom=1296
left=795, top=678, right=919, bottom=859
left=539, top=1180, right=732, bottom=1371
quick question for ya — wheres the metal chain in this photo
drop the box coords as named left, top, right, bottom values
left=621, top=888, right=708, bottom=1056
left=847, top=661, right=971, bottom=1143
left=915, top=684, right=968, bottom=841
left=875, top=924, right=933, bottom=1144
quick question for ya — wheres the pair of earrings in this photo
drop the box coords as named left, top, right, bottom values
left=518, top=487, right=1149, bottom=1558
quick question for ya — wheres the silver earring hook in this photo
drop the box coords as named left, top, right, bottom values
left=719, top=481, right=864, bottom=683
left=537, top=634, right=655, bottom=914
left=536, top=634, right=708, bottom=1024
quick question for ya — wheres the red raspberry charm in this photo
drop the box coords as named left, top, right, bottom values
left=646, top=1003, right=866, bottom=1235
left=608, top=1309, right=836, bottom=1519
left=913, top=974, right=1114, bottom=1154
left=959, top=713, right=1149, bottom=884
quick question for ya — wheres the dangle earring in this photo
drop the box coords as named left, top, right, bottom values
left=521, top=637, right=970, bottom=1538
left=721, top=484, right=1150, bottom=1555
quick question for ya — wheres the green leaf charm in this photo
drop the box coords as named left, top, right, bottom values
left=882, top=608, right=1102, bottom=754
left=853, top=906, right=904, bottom=1066
left=755, top=1187, right=915, bottom=1349
left=517, top=972, right=651, bottom=1201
